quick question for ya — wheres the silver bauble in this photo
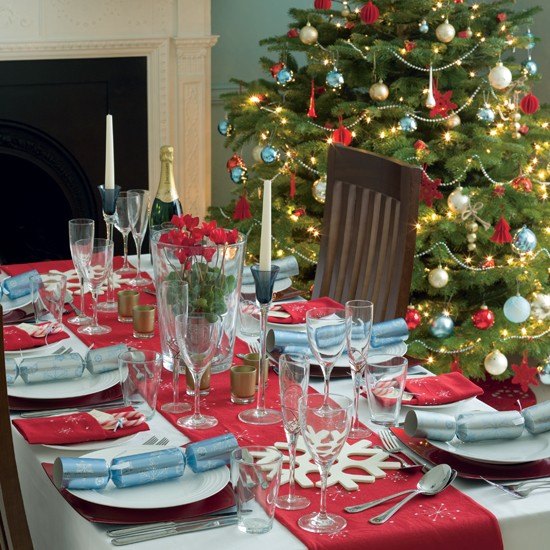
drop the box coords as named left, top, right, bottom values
left=488, top=62, right=513, bottom=90
left=466, top=221, right=478, bottom=233
left=445, top=114, right=461, bottom=129
left=466, top=233, right=477, bottom=243
left=312, top=176, right=327, bottom=203
left=540, top=358, right=550, bottom=385
left=428, top=266, right=449, bottom=288
left=429, top=314, right=455, bottom=338
left=419, top=20, right=429, bottom=34
left=436, top=20, right=456, bottom=43
left=369, top=80, right=389, bottom=101
left=299, top=22, right=318, bottom=45
left=447, top=186, right=470, bottom=214
left=252, top=145, right=263, bottom=163
left=484, top=350, right=508, bottom=376
left=531, top=293, right=550, bottom=321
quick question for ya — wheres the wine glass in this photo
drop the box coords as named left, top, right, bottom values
left=305, top=308, right=350, bottom=398
left=67, top=219, right=94, bottom=326
left=345, top=300, right=374, bottom=439
left=75, top=238, right=114, bottom=335
left=298, top=393, right=353, bottom=534
left=127, top=189, right=150, bottom=287
left=175, top=312, right=220, bottom=429
left=159, top=280, right=191, bottom=413
left=114, top=192, right=137, bottom=277
left=276, top=353, right=310, bottom=511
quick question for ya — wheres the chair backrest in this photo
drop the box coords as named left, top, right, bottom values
left=312, top=144, right=421, bottom=322
left=0, top=306, right=34, bottom=550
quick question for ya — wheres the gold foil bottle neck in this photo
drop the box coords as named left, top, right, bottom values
left=160, top=145, right=174, bottom=163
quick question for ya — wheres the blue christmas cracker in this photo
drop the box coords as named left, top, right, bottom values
left=110, top=448, right=186, bottom=488
left=186, top=434, right=239, bottom=473
left=5, top=357, right=18, bottom=385
left=372, top=318, right=409, bottom=339
left=242, top=256, right=299, bottom=285
left=53, top=457, right=110, bottom=490
left=1, top=269, right=39, bottom=300
left=86, top=344, right=128, bottom=375
left=19, top=353, right=85, bottom=384
left=456, top=410, right=525, bottom=442
left=522, top=401, right=550, bottom=435
left=404, top=410, right=456, bottom=442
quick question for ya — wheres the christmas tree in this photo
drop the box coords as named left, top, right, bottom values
left=211, top=0, right=549, bottom=380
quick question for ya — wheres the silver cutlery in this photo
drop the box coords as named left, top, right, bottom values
left=378, top=429, right=429, bottom=468
left=19, top=399, right=126, bottom=418
left=247, top=340, right=278, bottom=365
left=142, top=435, right=159, bottom=445
left=156, top=437, right=169, bottom=446
left=371, top=445, right=422, bottom=470
left=52, top=346, right=73, bottom=355
left=480, top=477, right=550, bottom=498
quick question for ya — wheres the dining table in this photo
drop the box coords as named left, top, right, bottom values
left=5, top=255, right=550, bottom=550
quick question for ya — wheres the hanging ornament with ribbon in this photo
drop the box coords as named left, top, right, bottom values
left=332, top=116, right=353, bottom=146
left=460, top=200, right=491, bottom=250
left=233, top=194, right=252, bottom=220
left=520, top=92, right=540, bottom=114
left=307, top=79, right=317, bottom=118
left=360, top=1, right=380, bottom=25
left=490, top=215, right=512, bottom=244
left=425, top=65, right=436, bottom=109
left=289, top=172, right=296, bottom=199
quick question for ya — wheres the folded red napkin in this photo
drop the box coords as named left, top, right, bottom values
left=12, top=407, right=149, bottom=445
left=4, top=323, right=70, bottom=351
left=403, top=372, right=484, bottom=406
left=268, top=296, right=343, bottom=324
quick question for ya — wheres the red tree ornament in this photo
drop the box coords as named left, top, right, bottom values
left=511, top=353, right=539, bottom=392
left=405, top=305, right=421, bottom=330
left=345, top=21, right=356, bottom=30
left=233, top=194, right=252, bottom=220
left=360, top=1, right=380, bottom=24
left=293, top=208, right=306, bottom=217
left=472, top=305, right=495, bottom=330
left=419, top=170, right=443, bottom=207
left=404, top=40, right=416, bottom=52
left=512, top=175, right=533, bottom=193
left=450, top=355, right=462, bottom=374
left=332, top=116, right=353, bottom=146
left=519, top=125, right=530, bottom=135
left=270, top=62, right=285, bottom=78
left=481, top=257, right=495, bottom=269
left=457, top=30, right=471, bottom=38
left=314, top=0, right=332, bottom=8
left=490, top=215, right=512, bottom=244
left=226, top=154, right=245, bottom=170
left=307, top=79, right=317, bottom=118
left=414, top=140, right=428, bottom=151
left=492, top=185, right=506, bottom=197
left=287, top=28, right=299, bottom=38
left=520, top=93, right=540, bottom=115
left=429, top=82, right=458, bottom=118
left=496, top=12, right=507, bottom=22
left=289, top=172, right=297, bottom=198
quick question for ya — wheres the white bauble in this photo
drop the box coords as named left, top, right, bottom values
left=484, top=350, right=508, bottom=376
left=503, top=295, right=531, bottom=324
left=252, top=145, right=263, bottom=163
left=436, top=20, right=456, bottom=43
left=489, top=62, right=513, bottom=90
left=531, top=293, right=550, bottom=321
left=299, top=22, right=318, bottom=45
left=428, top=266, right=449, bottom=288
left=447, top=186, right=470, bottom=214
left=312, top=176, right=327, bottom=203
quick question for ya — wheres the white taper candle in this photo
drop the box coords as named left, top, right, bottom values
left=259, top=179, right=272, bottom=271
left=105, top=114, right=115, bottom=189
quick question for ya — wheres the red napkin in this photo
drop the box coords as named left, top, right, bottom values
left=3, top=324, right=70, bottom=351
left=12, top=407, right=149, bottom=445
left=402, top=372, right=484, bottom=406
left=268, top=296, right=343, bottom=324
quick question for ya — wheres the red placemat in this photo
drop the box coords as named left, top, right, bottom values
left=41, top=463, right=234, bottom=524
left=476, top=376, right=537, bottom=411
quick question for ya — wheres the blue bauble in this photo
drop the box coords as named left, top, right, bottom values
left=419, top=20, right=429, bottom=34
left=217, top=119, right=231, bottom=136
left=477, top=107, right=495, bottom=123
left=503, top=295, right=531, bottom=324
left=260, top=145, right=280, bottom=164
left=229, top=166, right=247, bottom=184
left=523, top=60, right=538, bottom=76
left=326, top=69, right=344, bottom=89
left=511, top=225, right=537, bottom=254
left=430, top=314, right=454, bottom=338
left=399, top=115, right=417, bottom=132
left=276, top=68, right=294, bottom=86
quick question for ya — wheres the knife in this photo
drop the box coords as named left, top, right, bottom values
left=110, top=518, right=238, bottom=545
left=19, top=399, right=126, bottom=418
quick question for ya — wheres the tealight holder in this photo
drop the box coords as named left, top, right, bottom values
left=118, top=289, right=140, bottom=323
left=132, top=305, right=156, bottom=339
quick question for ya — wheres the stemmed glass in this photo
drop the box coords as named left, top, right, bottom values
left=305, top=308, right=350, bottom=398
left=175, top=312, right=220, bottom=429
left=276, top=353, right=310, bottom=511
left=127, top=189, right=150, bottom=287
left=67, top=218, right=94, bottom=326
left=75, top=238, right=114, bottom=335
left=298, top=393, right=353, bottom=534
left=345, top=300, right=374, bottom=439
left=159, top=280, right=191, bottom=414
left=114, top=192, right=137, bottom=277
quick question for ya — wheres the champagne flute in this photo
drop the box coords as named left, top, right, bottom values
left=114, top=192, right=137, bottom=277
left=76, top=238, right=113, bottom=335
left=305, top=308, right=350, bottom=398
left=159, top=280, right=191, bottom=413
left=67, top=218, right=94, bottom=326
left=127, top=189, right=150, bottom=287
left=175, top=312, right=220, bottom=429
left=345, top=300, right=374, bottom=439
left=276, top=353, right=310, bottom=511
left=298, top=393, right=353, bottom=534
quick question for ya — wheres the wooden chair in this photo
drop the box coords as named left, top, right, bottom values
left=0, top=306, right=34, bottom=550
left=312, top=144, right=421, bottom=322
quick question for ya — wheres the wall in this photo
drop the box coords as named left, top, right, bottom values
left=211, top=0, right=549, bottom=207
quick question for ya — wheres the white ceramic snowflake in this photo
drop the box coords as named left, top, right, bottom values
left=48, top=268, right=132, bottom=295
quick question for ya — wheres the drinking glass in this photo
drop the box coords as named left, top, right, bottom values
left=127, top=189, right=150, bottom=287
left=345, top=300, right=374, bottom=439
left=158, top=280, right=191, bottom=414
left=306, top=308, right=350, bottom=398
left=114, top=191, right=137, bottom=277
left=175, top=312, right=220, bottom=429
left=298, top=393, right=353, bottom=534
left=276, top=353, right=310, bottom=511
left=75, top=238, right=114, bottom=335
left=67, top=218, right=94, bottom=326
left=30, top=273, right=67, bottom=324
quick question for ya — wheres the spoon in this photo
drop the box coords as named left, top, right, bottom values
left=368, top=464, right=454, bottom=524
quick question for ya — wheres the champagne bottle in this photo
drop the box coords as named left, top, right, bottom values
left=150, top=145, right=182, bottom=227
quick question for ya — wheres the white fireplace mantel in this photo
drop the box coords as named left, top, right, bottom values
left=0, top=0, right=217, bottom=216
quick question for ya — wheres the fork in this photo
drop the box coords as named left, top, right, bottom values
left=378, top=429, right=428, bottom=468
left=248, top=340, right=277, bottom=365
left=481, top=477, right=550, bottom=498
left=371, top=445, right=422, bottom=469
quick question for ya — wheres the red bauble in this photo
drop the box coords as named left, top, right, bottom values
left=492, top=185, right=506, bottom=197
left=414, top=140, right=428, bottom=151
left=496, top=12, right=507, bottom=22
left=293, top=208, right=306, bottom=217
left=405, top=305, right=422, bottom=330
left=226, top=154, right=244, bottom=170
left=270, top=62, right=285, bottom=78
left=519, top=125, right=530, bottom=135
left=345, top=21, right=356, bottom=30
left=472, top=305, right=495, bottom=330
left=520, top=93, right=540, bottom=115
left=332, top=117, right=353, bottom=146
left=287, top=28, right=299, bottom=38
left=481, top=257, right=495, bottom=269
left=457, top=30, right=471, bottom=38
left=360, top=1, right=380, bottom=24
left=404, top=40, right=416, bottom=52
left=314, top=0, right=332, bottom=8
left=512, top=175, right=533, bottom=193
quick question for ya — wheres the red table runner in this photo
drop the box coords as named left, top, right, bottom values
left=2, top=259, right=504, bottom=550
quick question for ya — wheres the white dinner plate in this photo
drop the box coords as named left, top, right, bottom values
left=43, top=433, right=139, bottom=453
left=7, top=368, right=120, bottom=400
left=429, top=430, right=550, bottom=464
left=241, top=277, right=292, bottom=296
left=5, top=340, right=66, bottom=357
left=401, top=396, right=477, bottom=412
left=67, top=446, right=230, bottom=509
left=0, top=293, right=32, bottom=314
